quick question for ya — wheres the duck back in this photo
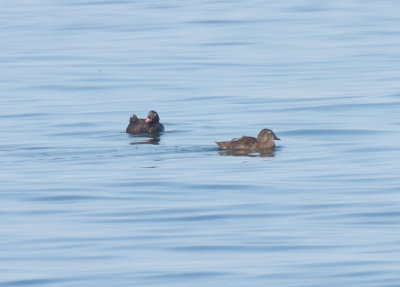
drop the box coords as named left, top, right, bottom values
left=216, top=136, right=258, bottom=150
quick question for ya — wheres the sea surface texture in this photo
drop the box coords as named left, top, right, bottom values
left=1, top=1, right=400, bottom=286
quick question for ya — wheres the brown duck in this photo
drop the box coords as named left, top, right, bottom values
left=216, top=129, right=280, bottom=151
left=126, top=110, right=165, bottom=134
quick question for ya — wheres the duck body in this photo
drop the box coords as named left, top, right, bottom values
left=126, top=110, right=164, bottom=134
left=216, top=129, right=279, bottom=151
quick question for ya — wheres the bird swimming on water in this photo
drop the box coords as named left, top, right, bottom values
left=216, top=129, right=280, bottom=151
left=126, top=110, right=164, bottom=134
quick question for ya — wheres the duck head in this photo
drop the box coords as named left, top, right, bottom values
left=257, top=129, right=280, bottom=142
left=145, top=110, right=160, bottom=124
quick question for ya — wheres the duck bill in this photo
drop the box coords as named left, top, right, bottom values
left=274, top=135, right=280, bottom=140
left=145, top=119, right=151, bottom=123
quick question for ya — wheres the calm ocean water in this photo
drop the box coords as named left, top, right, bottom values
left=1, top=0, right=400, bottom=286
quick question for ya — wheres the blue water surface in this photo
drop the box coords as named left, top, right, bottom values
left=1, top=0, right=400, bottom=286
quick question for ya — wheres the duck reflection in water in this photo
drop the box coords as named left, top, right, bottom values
left=218, top=149, right=276, bottom=157
left=129, top=134, right=161, bottom=145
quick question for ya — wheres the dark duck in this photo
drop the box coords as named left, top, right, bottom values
left=216, top=129, right=280, bottom=151
left=126, top=110, right=164, bottom=134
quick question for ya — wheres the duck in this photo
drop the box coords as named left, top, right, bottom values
left=126, top=110, right=165, bottom=134
left=216, top=129, right=280, bottom=151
